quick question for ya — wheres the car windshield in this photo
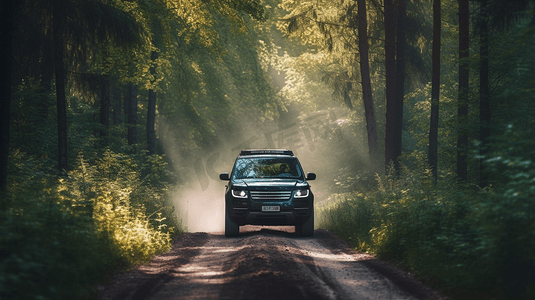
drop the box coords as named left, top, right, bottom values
left=232, top=157, right=303, bottom=179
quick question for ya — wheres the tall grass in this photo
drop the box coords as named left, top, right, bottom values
left=318, top=128, right=535, bottom=299
left=0, top=149, right=182, bottom=299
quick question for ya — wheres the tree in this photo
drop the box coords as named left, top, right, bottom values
left=111, top=84, right=123, bottom=125
left=457, top=0, right=469, bottom=181
left=26, top=0, right=144, bottom=172
left=478, top=0, right=490, bottom=187
left=127, top=83, right=138, bottom=146
left=384, top=0, right=397, bottom=170
left=99, top=76, right=111, bottom=145
left=429, top=0, right=441, bottom=182
left=383, top=0, right=410, bottom=174
left=147, top=52, right=157, bottom=154
left=357, top=0, right=379, bottom=171
left=0, top=0, right=15, bottom=191
left=53, top=0, right=69, bottom=173
left=394, top=0, right=407, bottom=172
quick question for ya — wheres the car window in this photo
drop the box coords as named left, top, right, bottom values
left=232, top=157, right=302, bottom=179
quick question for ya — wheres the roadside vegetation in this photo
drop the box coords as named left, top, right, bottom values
left=318, top=127, right=535, bottom=299
left=1, top=149, right=178, bottom=299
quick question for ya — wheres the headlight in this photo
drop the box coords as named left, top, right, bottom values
left=232, top=190, right=248, bottom=198
left=294, top=189, right=309, bottom=198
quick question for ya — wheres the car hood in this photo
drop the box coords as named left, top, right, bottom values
left=232, top=178, right=308, bottom=188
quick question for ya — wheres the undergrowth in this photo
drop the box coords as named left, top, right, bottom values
left=318, top=126, right=535, bottom=300
left=0, top=149, right=182, bottom=300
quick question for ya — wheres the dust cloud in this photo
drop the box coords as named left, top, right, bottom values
left=171, top=185, right=226, bottom=233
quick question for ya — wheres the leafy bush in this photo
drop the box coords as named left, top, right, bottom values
left=62, top=149, right=177, bottom=264
left=473, top=125, right=535, bottom=299
left=0, top=149, right=182, bottom=299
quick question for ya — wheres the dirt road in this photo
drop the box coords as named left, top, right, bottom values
left=99, top=227, right=445, bottom=300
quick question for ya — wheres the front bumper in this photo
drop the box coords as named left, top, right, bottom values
left=225, top=191, right=314, bottom=226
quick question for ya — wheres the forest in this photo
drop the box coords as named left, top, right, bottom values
left=0, top=0, right=534, bottom=299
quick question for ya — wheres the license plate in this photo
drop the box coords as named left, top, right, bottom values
left=262, top=206, right=280, bottom=212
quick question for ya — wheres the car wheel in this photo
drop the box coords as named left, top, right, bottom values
left=299, top=212, right=314, bottom=237
left=225, top=207, right=239, bottom=237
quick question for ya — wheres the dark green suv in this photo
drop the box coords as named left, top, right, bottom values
left=219, top=150, right=316, bottom=237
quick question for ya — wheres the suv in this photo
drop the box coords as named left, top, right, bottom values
left=219, top=149, right=316, bottom=237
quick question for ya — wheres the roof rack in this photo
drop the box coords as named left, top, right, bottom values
left=239, top=149, right=294, bottom=156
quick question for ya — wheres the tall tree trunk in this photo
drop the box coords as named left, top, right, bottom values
left=0, top=0, right=15, bottom=191
left=357, top=0, right=379, bottom=172
left=147, top=89, right=156, bottom=154
left=429, top=0, right=442, bottom=182
left=123, top=84, right=129, bottom=143
left=479, top=0, right=491, bottom=187
left=124, top=84, right=130, bottom=122
left=147, top=51, right=158, bottom=155
left=53, top=1, right=68, bottom=173
left=100, top=76, right=110, bottom=145
left=457, top=0, right=469, bottom=181
left=127, top=83, right=138, bottom=146
left=393, top=0, right=407, bottom=172
left=112, top=85, right=123, bottom=125
left=38, top=31, right=54, bottom=124
left=384, top=0, right=397, bottom=171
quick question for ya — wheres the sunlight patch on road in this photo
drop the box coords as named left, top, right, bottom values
left=182, top=265, right=226, bottom=277
left=303, top=249, right=357, bottom=262
left=176, top=264, right=228, bottom=284
left=213, top=247, right=240, bottom=253
left=338, top=277, right=376, bottom=287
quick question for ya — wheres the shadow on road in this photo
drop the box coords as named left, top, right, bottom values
left=238, top=225, right=302, bottom=238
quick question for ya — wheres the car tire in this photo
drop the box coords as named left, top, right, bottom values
left=297, top=212, right=314, bottom=237
left=225, top=206, right=239, bottom=237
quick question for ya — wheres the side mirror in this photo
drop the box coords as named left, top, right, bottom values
left=219, top=172, right=230, bottom=181
left=306, top=172, right=316, bottom=181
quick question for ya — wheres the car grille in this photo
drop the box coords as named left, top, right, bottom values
left=250, top=191, right=292, bottom=201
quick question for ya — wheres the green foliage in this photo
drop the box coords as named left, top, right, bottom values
left=1, top=152, right=119, bottom=299
left=404, top=81, right=458, bottom=173
left=474, top=125, right=535, bottom=299
left=318, top=127, right=535, bottom=299
left=0, top=149, right=182, bottom=299
left=64, top=149, right=178, bottom=261
left=276, top=52, right=344, bottom=112
left=156, top=6, right=284, bottom=165
left=0, top=198, right=119, bottom=299
left=10, top=83, right=57, bottom=167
